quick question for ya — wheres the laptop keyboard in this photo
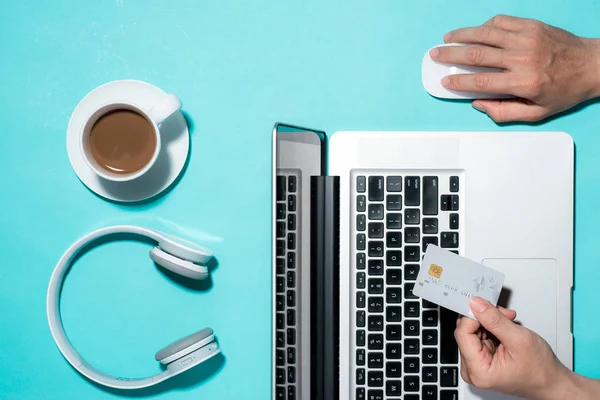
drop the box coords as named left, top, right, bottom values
left=353, top=173, right=462, bottom=400
left=275, top=171, right=300, bottom=400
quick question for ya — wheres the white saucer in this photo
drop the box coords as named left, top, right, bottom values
left=67, top=80, right=190, bottom=203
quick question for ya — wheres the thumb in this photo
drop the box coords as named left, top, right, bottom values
left=472, top=99, right=548, bottom=123
left=469, top=296, right=521, bottom=345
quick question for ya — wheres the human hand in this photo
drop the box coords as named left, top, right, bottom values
left=455, top=296, right=570, bottom=400
left=430, top=15, right=600, bottom=122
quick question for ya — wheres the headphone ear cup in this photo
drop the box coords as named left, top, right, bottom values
left=149, top=247, right=208, bottom=280
left=155, top=328, right=215, bottom=365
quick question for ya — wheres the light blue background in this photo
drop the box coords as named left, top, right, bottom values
left=1, top=1, right=599, bottom=399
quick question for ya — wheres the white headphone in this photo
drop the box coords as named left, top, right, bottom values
left=46, top=225, right=221, bottom=390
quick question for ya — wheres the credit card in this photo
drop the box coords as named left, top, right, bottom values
left=413, top=245, right=505, bottom=318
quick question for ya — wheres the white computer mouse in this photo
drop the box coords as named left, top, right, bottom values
left=421, top=43, right=511, bottom=99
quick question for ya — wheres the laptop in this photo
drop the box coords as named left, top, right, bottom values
left=272, top=123, right=574, bottom=400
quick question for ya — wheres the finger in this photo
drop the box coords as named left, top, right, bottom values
left=444, top=26, right=515, bottom=48
left=483, top=14, right=534, bottom=31
left=431, top=45, right=509, bottom=69
left=442, top=72, right=514, bottom=95
left=498, top=307, right=517, bottom=321
left=469, top=296, right=523, bottom=345
left=454, top=315, right=485, bottom=364
left=460, top=354, right=472, bottom=384
left=472, top=99, right=549, bottom=123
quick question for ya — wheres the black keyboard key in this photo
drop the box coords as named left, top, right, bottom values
left=404, top=320, right=420, bottom=336
left=387, top=176, right=402, bottom=192
left=450, top=176, right=459, bottom=192
left=386, top=343, right=402, bottom=359
left=405, top=209, right=420, bottom=225
left=404, top=264, right=420, bottom=281
left=386, top=213, right=402, bottom=229
left=449, top=213, right=459, bottom=229
left=386, top=306, right=402, bottom=322
left=368, top=297, right=384, bottom=312
left=277, top=240, right=285, bottom=256
left=386, top=287, right=402, bottom=303
left=386, top=324, right=402, bottom=340
left=404, top=338, right=420, bottom=355
left=441, top=390, right=459, bottom=400
left=368, top=352, right=384, bottom=368
left=423, top=329, right=438, bottom=346
left=386, top=380, right=402, bottom=397
left=287, top=252, right=295, bottom=269
left=386, top=361, right=402, bottom=377
left=357, top=272, right=366, bottom=289
left=386, top=250, right=402, bottom=266
left=404, top=301, right=420, bottom=318
left=277, top=313, right=285, bottom=329
left=423, top=236, right=438, bottom=252
left=423, top=176, right=439, bottom=215
left=277, top=277, right=285, bottom=293
left=357, top=195, right=366, bottom=212
left=423, top=385, right=437, bottom=400
left=441, top=367, right=459, bottom=387
left=357, top=330, right=366, bottom=346
left=287, top=271, right=295, bottom=288
left=288, top=366, right=296, bottom=383
left=277, top=176, right=286, bottom=201
left=368, top=222, right=384, bottom=238
left=287, top=309, right=296, bottom=326
left=386, top=231, right=402, bottom=248
left=288, top=176, right=296, bottom=192
left=441, top=307, right=459, bottom=363
left=423, top=366, right=437, bottom=382
left=357, top=214, right=366, bottom=231
left=367, top=389, right=383, bottom=400
left=369, top=260, right=384, bottom=275
left=287, top=214, right=296, bottom=231
left=277, top=203, right=286, bottom=219
left=386, top=194, right=402, bottom=210
left=368, top=334, right=384, bottom=349
left=404, top=375, right=419, bottom=392
left=404, top=357, right=419, bottom=373
left=356, top=368, right=366, bottom=385
left=287, top=328, right=296, bottom=345
left=423, top=348, right=438, bottom=364
left=276, top=258, right=285, bottom=274
left=357, top=310, right=366, bottom=327
left=357, top=176, right=366, bottom=193
left=277, top=331, right=285, bottom=347
left=404, top=227, right=420, bottom=243
left=440, top=232, right=459, bottom=248
left=451, top=194, right=459, bottom=210
left=423, top=217, right=438, bottom=234
left=423, top=300, right=437, bottom=309
left=369, top=278, right=384, bottom=294
left=276, top=349, right=285, bottom=365
left=368, top=241, right=384, bottom=257
left=357, top=291, right=366, bottom=308
left=386, top=269, right=402, bottom=285
left=276, top=367, right=285, bottom=384
left=357, top=253, right=366, bottom=269
left=369, top=176, right=384, bottom=201
left=356, top=388, right=365, bottom=400
left=368, top=204, right=384, bottom=220
left=404, top=282, right=417, bottom=299
left=423, top=310, right=438, bottom=327
left=277, top=295, right=285, bottom=311
left=405, top=176, right=420, bottom=206
left=287, top=194, right=296, bottom=211
left=357, top=349, right=366, bottom=365
left=276, top=387, right=285, bottom=400
left=357, top=234, right=366, bottom=251
left=287, top=233, right=296, bottom=250
left=368, top=315, right=384, bottom=331
left=440, top=194, right=451, bottom=211
left=288, top=385, right=295, bottom=400
left=404, top=246, right=420, bottom=262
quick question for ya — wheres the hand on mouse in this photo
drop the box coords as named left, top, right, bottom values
left=456, top=296, right=600, bottom=400
left=430, top=14, right=600, bottom=123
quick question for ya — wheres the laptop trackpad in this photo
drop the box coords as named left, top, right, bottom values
left=464, top=258, right=558, bottom=400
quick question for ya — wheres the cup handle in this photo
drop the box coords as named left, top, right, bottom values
left=147, top=93, right=182, bottom=125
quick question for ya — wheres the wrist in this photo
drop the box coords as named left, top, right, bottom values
left=532, top=365, right=600, bottom=400
left=583, top=37, right=600, bottom=100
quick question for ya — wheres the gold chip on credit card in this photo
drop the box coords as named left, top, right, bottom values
left=428, top=264, right=443, bottom=278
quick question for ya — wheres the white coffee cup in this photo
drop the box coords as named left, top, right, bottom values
left=79, top=93, right=182, bottom=182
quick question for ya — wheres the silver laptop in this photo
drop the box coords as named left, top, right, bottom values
left=272, top=123, right=574, bottom=400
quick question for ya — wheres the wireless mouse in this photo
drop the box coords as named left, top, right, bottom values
left=421, top=43, right=511, bottom=99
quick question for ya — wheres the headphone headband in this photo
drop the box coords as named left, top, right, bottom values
left=46, top=225, right=216, bottom=390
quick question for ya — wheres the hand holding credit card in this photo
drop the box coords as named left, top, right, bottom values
left=413, top=245, right=505, bottom=318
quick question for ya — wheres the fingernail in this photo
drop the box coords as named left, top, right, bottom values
left=441, top=76, right=451, bottom=87
left=443, top=32, right=451, bottom=41
left=472, top=101, right=485, bottom=112
left=429, top=48, right=440, bottom=58
left=469, top=296, right=488, bottom=313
